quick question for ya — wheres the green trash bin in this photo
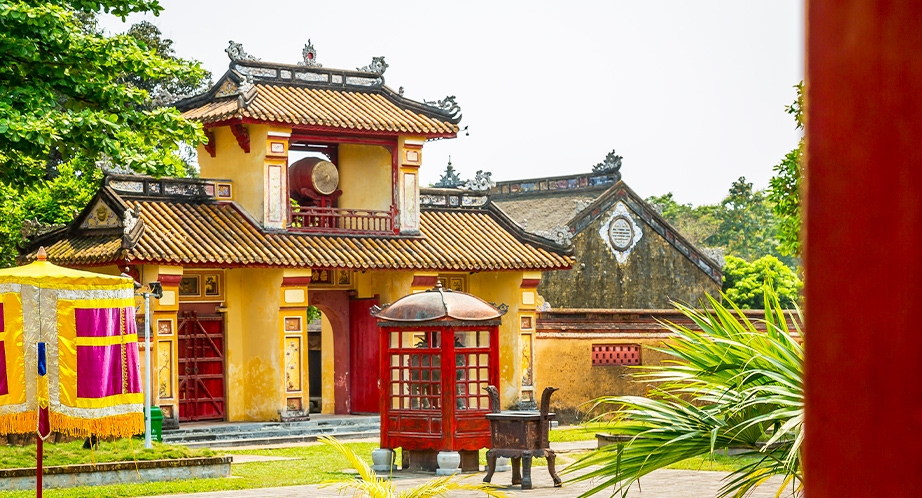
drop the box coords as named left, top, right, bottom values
left=146, top=406, right=163, bottom=442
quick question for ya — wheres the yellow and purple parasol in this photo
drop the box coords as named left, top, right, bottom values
left=0, top=248, right=144, bottom=494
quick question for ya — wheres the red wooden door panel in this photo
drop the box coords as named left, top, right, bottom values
left=178, top=312, right=226, bottom=421
left=349, top=297, right=380, bottom=414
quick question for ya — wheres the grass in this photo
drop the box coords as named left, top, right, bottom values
left=0, top=439, right=215, bottom=469
left=0, top=441, right=380, bottom=498
left=0, top=427, right=761, bottom=497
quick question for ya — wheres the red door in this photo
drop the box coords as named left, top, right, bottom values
left=178, top=312, right=226, bottom=421
left=349, top=297, right=380, bottom=414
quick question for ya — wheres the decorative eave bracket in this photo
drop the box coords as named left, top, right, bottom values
left=230, top=123, right=250, bottom=153
left=204, top=129, right=216, bottom=157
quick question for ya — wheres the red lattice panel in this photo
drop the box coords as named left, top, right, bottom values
left=592, top=344, right=641, bottom=366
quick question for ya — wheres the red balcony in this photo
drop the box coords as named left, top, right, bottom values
left=289, top=205, right=396, bottom=235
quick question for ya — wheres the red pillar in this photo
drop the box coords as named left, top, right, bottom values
left=806, top=1, right=922, bottom=496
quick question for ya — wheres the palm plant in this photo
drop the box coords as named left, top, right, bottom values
left=566, top=289, right=803, bottom=498
left=318, top=436, right=508, bottom=498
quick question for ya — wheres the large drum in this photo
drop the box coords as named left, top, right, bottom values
left=289, top=157, right=339, bottom=201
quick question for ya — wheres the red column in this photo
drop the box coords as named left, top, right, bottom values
left=806, top=1, right=922, bottom=496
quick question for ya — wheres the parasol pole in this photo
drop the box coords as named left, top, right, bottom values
left=37, top=431, right=42, bottom=498
left=143, top=288, right=152, bottom=449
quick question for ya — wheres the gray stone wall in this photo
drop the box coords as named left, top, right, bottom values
left=539, top=211, right=720, bottom=309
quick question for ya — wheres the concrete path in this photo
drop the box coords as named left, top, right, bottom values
left=138, top=439, right=799, bottom=497
left=139, top=466, right=796, bottom=498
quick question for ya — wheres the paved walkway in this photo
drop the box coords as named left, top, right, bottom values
left=139, top=439, right=799, bottom=497
left=141, top=456, right=796, bottom=498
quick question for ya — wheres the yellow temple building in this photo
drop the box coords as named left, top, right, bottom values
left=23, top=42, right=572, bottom=427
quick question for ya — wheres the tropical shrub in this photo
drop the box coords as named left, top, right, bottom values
left=565, top=289, right=803, bottom=498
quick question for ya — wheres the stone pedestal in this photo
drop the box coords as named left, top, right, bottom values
left=371, top=448, right=397, bottom=472
left=436, top=451, right=461, bottom=476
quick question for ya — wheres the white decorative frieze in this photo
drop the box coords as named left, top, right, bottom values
left=599, top=201, right=643, bottom=264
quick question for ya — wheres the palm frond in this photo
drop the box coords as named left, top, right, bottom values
left=319, top=435, right=508, bottom=498
left=566, top=286, right=804, bottom=498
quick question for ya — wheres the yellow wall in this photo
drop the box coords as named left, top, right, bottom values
left=468, top=271, right=528, bottom=409
left=197, top=124, right=271, bottom=226
left=354, top=270, right=415, bottom=303
left=533, top=337, right=672, bottom=422
left=337, top=144, right=392, bottom=212
left=224, top=267, right=284, bottom=421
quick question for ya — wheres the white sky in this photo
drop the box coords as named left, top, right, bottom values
left=100, top=1, right=804, bottom=206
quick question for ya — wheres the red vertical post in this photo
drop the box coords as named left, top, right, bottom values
left=442, top=326, right=455, bottom=451
left=806, top=1, right=922, bottom=496
left=36, top=436, right=42, bottom=498
left=379, top=325, right=390, bottom=449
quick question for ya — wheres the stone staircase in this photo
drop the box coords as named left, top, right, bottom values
left=161, top=415, right=380, bottom=448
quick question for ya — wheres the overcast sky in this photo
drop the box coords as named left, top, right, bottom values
left=101, top=1, right=804, bottom=206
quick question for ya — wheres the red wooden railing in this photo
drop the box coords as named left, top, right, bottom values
left=289, top=206, right=395, bottom=234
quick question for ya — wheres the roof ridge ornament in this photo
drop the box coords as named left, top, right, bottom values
left=458, top=170, right=495, bottom=192
left=592, top=149, right=623, bottom=182
left=434, top=157, right=463, bottom=188
left=535, top=225, right=574, bottom=247
left=123, top=205, right=140, bottom=236
left=298, top=39, right=321, bottom=67
left=424, top=95, right=461, bottom=116
left=357, top=56, right=388, bottom=75
left=226, top=40, right=259, bottom=62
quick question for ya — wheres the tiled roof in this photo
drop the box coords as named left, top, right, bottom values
left=176, top=61, right=460, bottom=137
left=30, top=194, right=572, bottom=272
left=493, top=191, right=601, bottom=234
left=181, top=84, right=458, bottom=136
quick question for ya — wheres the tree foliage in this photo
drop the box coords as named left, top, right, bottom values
left=0, top=0, right=209, bottom=266
left=646, top=192, right=721, bottom=250
left=722, top=255, right=802, bottom=309
left=648, top=177, right=797, bottom=270
left=708, top=177, right=780, bottom=263
left=0, top=0, right=206, bottom=187
left=566, top=289, right=804, bottom=498
left=768, top=82, right=804, bottom=257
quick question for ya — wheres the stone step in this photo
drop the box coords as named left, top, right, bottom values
left=170, top=430, right=380, bottom=448
left=162, top=424, right=380, bottom=443
left=161, top=416, right=380, bottom=448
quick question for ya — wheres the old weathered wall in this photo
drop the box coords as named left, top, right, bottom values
left=538, top=208, right=719, bottom=309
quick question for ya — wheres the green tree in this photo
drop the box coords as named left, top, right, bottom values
left=768, top=82, right=804, bottom=257
left=0, top=1, right=210, bottom=266
left=0, top=0, right=205, bottom=187
left=566, top=288, right=804, bottom=497
left=706, top=177, right=778, bottom=263
left=722, top=255, right=802, bottom=309
left=646, top=192, right=721, bottom=249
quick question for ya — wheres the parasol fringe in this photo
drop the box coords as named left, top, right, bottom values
left=0, top=412, right=144, bottom=439
left=0, top=412, right=37, bottom=435
left=49, top=412, right=145, bottom=439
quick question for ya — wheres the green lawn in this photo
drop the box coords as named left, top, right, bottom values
left=0, top=439, right=214, bottom=469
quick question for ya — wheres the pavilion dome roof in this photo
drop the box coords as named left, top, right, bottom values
left=373, top=284, right=507, bottom=322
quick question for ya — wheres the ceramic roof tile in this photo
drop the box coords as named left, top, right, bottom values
left=181, top=84, right=458, bottom=137
left=35, top=200, right=571, bottom=272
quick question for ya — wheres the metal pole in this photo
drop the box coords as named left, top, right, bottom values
left=144, top=291, right=152, bottom=449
